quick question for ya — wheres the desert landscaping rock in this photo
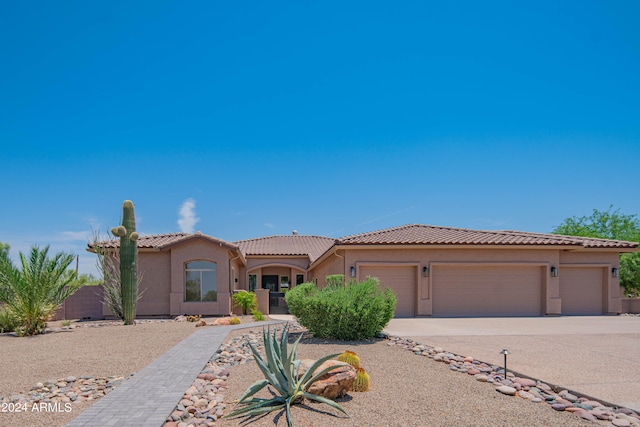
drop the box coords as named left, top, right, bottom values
left=612, top=418, right=632, bottom=427
left=379, top=335, right=640, bottom=427
left=496, top=385, right=517, bottom=396
left=3, top=317, right=638, bottom=427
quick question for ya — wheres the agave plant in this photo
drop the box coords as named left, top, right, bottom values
left=224, top=324, right=349, bottom=427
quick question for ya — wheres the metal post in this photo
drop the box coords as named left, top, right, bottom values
left=503, top=352, right=507, bottom=380
left=500, top=349, right=510, bottom=380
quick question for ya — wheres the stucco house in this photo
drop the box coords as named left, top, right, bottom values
left=88, top=224, right=638, bottom=318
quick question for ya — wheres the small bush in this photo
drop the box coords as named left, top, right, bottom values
left=0, top=305, right=19, bottom=333
left=230, top=317, right=241, bottom=325
left=285, top=277, right=396, bottom=340
left=187, top=314, right=202, bottom=322
left=251, top=309, right=266, bottom=321
left=232, top=290, right=257, bottom=315
left=283, top=282, right=317, bottom=312
left=326, top=274, right=345, bottom=287
left=61, top=320, right=71, bottom=327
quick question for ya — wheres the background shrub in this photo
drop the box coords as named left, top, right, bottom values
left=285, top=277, right=396, bottom=340
left=0, top=305, right=19, bottom=333
left=326, top=274, right=345, bottom=287
left=283, top=282, right=316, bottom=315
left=251, top=309, right=266, bottom=321
left=0, top=245, right=83, bottom=336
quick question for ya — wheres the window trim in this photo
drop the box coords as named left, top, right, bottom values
left=184, top=260, right=217, bottom=302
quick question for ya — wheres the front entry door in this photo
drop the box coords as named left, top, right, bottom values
left=262, top=275, right=278, bottom=292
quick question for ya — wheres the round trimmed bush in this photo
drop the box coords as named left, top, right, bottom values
left=285, top=277, right=396, bottom=340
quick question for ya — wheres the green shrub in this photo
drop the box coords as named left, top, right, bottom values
left=0, top=246, right=84, bottom=336
left=232, top=290, right=257, bottom=315
left=251, top=309, right=266, bottom=321
left=284, top=282, right=318, bottom=326
left=230, top=317, right=241, bottom=325
left=285, top=277, right=396, bottom=340
left=0, top=305, right=19, bottom=333
left=326, top=274, right=345, bottom=287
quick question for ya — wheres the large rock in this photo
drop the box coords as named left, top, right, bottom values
left=213, top=317, right=231, bottom=326
left=297, top=359, right=356, bottom=400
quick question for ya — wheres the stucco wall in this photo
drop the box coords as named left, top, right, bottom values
left=54, top=285, right=104, bottom=320
left=246, top=257, right=309, bottom=271
left=313, top=247, right=566, bottom=316
left=621, top=298, right=640, bottom=314
left=309, top=251, right=344, bottom=286
left=169, top=239, right=233, bottom=316
left=136, top=251, right=171, bottom=316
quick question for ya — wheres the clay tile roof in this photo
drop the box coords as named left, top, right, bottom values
left=234, top=235, right=338, bottom=263
left=497, top=230, right=639, bottom=249
left=338, top=224, right=638, bottom=249
left=89, top=232, right=239, bottom=250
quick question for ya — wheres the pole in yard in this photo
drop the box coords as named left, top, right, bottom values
left=500, top=349, right=511, bottom=380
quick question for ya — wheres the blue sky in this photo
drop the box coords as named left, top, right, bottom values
left=1, top=1, right=639, bottom=276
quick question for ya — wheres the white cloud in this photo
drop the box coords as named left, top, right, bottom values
left=178, top=198, right=200, bottom=233
left=264, top=223, right=275, bottom=228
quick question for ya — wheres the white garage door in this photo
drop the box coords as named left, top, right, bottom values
left=559, top=267, right=604, bottom=315
left=359, top=265, right=416, bottom=317
left=432, top=265, right=542, bottom=317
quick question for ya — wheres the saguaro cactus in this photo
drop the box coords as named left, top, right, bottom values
left=110, top=200, right=139, bottom=325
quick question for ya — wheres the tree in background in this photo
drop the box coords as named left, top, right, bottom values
left=91, top=232, right=144, bottom=322
left=552, top=206, right=640, bottom=296
left=0, top=242, right=9, bottom=259
left=0, top=243, right=10, bottom=296
left=0, top=245, right=83, bottom=335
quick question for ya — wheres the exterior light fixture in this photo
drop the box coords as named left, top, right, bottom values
left=422, top=266, right=429, bottom=277
left=612, top=267, right=619, bottom=278
left=499, top=349, right=511, bottom=380
left=550, top=266, right=558, bottom=277
left=350, top=266, right=356, bottom=277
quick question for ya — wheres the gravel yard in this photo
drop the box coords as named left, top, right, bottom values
left=217, top=331, right=598, bottom=427
left=0, top=319, right=620, bottom=427
left=0, top=320, right=196, bottom=427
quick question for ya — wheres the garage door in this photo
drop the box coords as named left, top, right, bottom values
left=432, top=265, right=542, bottom=317
left=359, top=265, right=416, bottom=317
left=559, top=267, right=604, bottom=315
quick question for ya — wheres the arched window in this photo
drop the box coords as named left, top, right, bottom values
left=185, top=261, right=217, bottom=302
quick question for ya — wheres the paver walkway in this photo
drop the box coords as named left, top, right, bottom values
left=65, top=321, right=283, bottom=427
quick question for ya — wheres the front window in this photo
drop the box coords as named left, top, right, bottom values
left=248, top=274, right=257, bottom=292
left=280, top=275, right=289, bottom=289
left=185, top=261, right=217, bottom=302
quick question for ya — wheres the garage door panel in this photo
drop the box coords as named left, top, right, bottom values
left=360, top=266, right=415, bottom=317
left=432, top=266, right=542, bottom=317
left=560, top=268, right=603, bottom=315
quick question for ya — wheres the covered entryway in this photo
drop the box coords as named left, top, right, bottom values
left=359, top=265, right=416, bottom=317
left=431, top=265, right=542, bottom=317
left=559, top=267, right=604, bottom=315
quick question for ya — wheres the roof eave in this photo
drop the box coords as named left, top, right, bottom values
left=158, top=233, right=239, bottom=251
left=334, top=243, right=586, bottom=249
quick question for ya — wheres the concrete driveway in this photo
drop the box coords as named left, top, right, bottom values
left=383, top=316, right=640, bottom=412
